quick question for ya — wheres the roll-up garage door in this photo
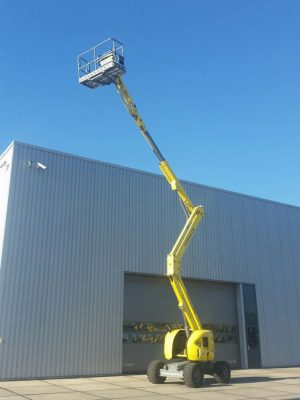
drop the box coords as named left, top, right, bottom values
left=123, top=273, right=240, bottom=373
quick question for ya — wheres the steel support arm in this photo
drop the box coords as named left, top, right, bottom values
left=167, top=206, right=204, bottom=275
left=167, top=206, right=204, bottom=331
left=114, top=77, right=194, bottom=215
left=114, top=76, right=204, bottom=333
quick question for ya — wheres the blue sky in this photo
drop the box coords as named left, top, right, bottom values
left=1, top=0, right=299, bottom=206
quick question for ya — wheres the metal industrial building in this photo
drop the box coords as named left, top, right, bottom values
left=0, top=141, right=299, bottom=380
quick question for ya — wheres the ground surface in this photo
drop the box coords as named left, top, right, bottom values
left=0, top=368, right=300, bottom=400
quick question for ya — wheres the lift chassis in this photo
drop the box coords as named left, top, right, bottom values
left=78, top=38, right=231, bottom=388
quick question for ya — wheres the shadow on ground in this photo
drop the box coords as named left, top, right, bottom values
left=204, top=375, right=300, bottom=386
left=151, top=374, right=300, bottom=386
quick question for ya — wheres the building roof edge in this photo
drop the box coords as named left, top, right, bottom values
left=9, top=141, right=300, bottom=211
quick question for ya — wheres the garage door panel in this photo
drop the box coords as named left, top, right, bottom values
left=123, top=344, right=164, bottom=373
left=123, top=273, right=240, bottom=372
left=215, top=343, right=240, bottom=365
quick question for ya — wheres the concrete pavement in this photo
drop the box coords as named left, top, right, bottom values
left=0, top=367, right=300, bottom=400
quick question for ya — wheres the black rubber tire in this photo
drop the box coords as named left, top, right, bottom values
left=147, top=360, right=166, bottom=384
left=213, top=361, right=231, bottom=383
left=183, top=362, right=204, bottom=388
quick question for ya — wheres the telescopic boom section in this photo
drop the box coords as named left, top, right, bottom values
left=115, top=77, right=196, bottom=216
left=114, top=76, right=204, bottom=332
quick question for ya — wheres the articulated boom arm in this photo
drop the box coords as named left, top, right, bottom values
left=115, top=76, right=204, bottom=332
left=115, top=77, right=194, bottom=216
left=167, top=207, right=204, bottom=331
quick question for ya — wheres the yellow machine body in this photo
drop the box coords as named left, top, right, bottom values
left=186, top=330, right=215, bottom=361
left=164, top=329, right=215, bottom=361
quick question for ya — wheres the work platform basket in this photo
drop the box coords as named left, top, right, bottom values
left=77, top=38, right=125, bottom=88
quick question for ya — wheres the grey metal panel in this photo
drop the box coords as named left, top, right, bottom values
left=0, top=141, right=299, bottom=378
left=236, top=284, right=248, bottom=369
left=0, top=143, right=125, bottom=379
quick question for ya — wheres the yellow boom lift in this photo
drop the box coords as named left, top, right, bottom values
left=77, top=38, right=231, bottom=388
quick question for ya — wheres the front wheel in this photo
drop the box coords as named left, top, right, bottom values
left=213, top=361, right=231, bottom=383
left=183, top=362, right=204, bottom=388
left=147, top=360, right=166, bottom=384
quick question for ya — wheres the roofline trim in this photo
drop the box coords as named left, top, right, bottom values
left=3, top=140, right=299, bottom=211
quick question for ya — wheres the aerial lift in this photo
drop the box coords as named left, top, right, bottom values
left=77, top=38, right=231, bottom=388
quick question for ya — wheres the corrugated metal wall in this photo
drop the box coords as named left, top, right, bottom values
left=0, top=142, right=299, bottom=378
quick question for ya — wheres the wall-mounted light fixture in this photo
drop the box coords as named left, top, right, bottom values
left=27, top=161, right=47, bottom=171
left=36, top=162, right=47, bottom=170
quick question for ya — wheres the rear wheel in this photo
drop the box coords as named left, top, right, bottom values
left=147, top=360, right=166, bottom=384
left=183, top=362, right=204, bottom=388
left=213, top=361, right=231, bottom=383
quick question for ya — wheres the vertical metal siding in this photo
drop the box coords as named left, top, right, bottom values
left=0, top=141, right=300, bottom=378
